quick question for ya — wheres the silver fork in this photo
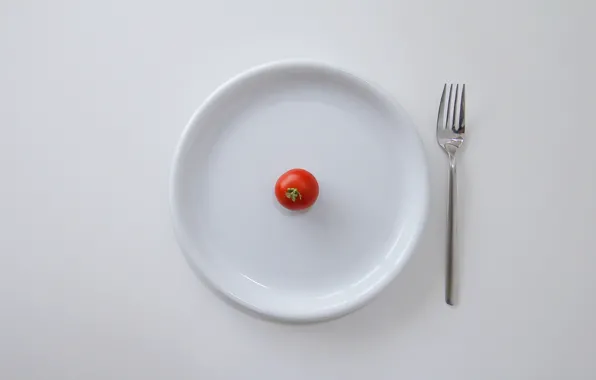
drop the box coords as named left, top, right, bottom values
left=437, top=84, right=466, bottom=306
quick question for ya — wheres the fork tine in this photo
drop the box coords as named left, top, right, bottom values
left=445, top=84, right=453, bottom=130
left=452, top=84, right=459, bottom=132
left=437, top=84, right=447, bottom=130
left=459, top=84, right=466, bottom=133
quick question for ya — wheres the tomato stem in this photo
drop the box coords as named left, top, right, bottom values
left=285, top=188, right=302, bottom=202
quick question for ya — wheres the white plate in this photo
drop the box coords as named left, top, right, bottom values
left=171, top=61, right=429, bottom=322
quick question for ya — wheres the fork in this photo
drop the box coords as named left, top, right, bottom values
left=437, top=84, right=466, bottom=306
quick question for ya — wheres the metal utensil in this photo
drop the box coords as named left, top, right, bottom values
left=436, top=84, right=466, bottom=306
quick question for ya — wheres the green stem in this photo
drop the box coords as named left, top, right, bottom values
left=285, top=188, right=302, bottom=202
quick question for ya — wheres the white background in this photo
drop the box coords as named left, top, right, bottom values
left=1, top=0, right=595, bottom=379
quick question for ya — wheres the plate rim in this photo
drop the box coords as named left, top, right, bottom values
left=170, top=59, right=430, bottom=323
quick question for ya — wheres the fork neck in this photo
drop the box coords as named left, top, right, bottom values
left=445, top=144, right=457, bottom=166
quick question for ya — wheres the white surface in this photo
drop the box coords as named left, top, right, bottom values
left=171, top=61, right=429, bottom=321
left=1, top=0, right=595, bottom=379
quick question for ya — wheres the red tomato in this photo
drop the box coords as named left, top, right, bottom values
left=275, top=169, right=319, bottom=211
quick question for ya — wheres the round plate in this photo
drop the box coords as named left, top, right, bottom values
left=171, top=61, right=429, bottom=322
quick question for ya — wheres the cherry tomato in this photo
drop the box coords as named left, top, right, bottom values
left=275, top=168, right=319, bottom=211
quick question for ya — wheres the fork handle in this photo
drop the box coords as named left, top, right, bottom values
left=446, top=155, right=457, bottom=306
